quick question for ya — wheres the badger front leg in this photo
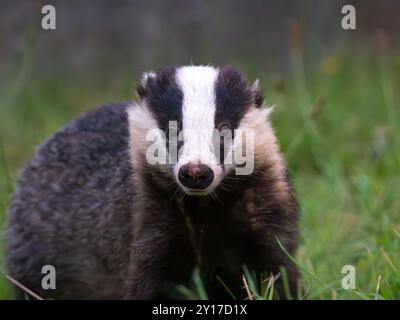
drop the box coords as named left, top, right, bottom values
left=123, top=199, right=194, bottom=300
left=123, top=227, right=169, bottom=299
left=237, top=187, right=300, bottom=299
left=255, top=236, right=300, bottom=299
left=250, top=210, right=300, bottom=299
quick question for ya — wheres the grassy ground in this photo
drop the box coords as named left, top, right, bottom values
left=0, top=48, right=399, bottom=299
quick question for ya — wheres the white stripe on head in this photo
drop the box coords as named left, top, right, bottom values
left=176, top=66, right=218, bottom=165
left=174, top=66, right=222, bottom=191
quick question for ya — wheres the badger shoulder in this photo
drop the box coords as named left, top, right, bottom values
left=8, top=102, right=135, bottom=223
left=41, top=102, right=132, bottom=164
left=16, top=102, right=133, bottom=186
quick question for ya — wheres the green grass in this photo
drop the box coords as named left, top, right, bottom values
left=0, top=49, right=399, bottom=299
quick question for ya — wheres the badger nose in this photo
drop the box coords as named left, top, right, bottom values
left=178, top=164, right=214, bottom=190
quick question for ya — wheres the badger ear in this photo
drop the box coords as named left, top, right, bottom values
left=251, top=79, right=264, bottom=108
left=136, top=71, right=156, bottom=100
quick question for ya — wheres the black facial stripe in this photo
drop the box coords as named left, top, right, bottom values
left=139, top=66, right=183, bottom=131
left=214, top=66, right=254, bottom=130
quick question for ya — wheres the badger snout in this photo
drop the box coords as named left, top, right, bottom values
left=178, top=164, right=214, bottom=190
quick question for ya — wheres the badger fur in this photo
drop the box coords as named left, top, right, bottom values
left=6, top=65, right=299, bottom=299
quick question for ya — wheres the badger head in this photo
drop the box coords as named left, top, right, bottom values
left=128, top=65, right=278, bottom=197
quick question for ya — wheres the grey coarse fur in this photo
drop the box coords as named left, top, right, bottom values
left=6, top=103, right=134, bottom=299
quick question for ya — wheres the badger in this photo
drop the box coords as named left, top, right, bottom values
left=6, top=65, right=299, bottom=300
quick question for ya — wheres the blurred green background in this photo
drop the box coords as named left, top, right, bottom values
left=0, top=0, right=399, bottom=299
